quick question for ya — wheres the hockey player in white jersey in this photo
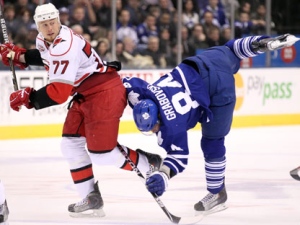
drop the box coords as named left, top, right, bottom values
left=0, top=3, right=162, bottom=218
left=0, top=180, right=9, bottom=223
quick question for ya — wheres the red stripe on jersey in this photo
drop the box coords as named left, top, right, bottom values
left=121, top=148, right=138, bottom=171
left=46, top=82, right=73, bottom=104
left=74, top=73, right=90, bottom=85
left=71, top=165, right=93, bottom=183
left=82, top=41, right=92, bottom=57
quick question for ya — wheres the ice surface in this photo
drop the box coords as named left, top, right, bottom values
left=0, top=125, right=299, bottom=225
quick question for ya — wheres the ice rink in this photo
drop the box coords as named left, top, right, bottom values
left=0, top=125, right=300, bottom=225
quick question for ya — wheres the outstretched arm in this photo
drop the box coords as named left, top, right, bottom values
left=0, top=43, right=44, bottom=69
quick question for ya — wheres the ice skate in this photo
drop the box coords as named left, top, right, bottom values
left=68, top=181, right=105, bottom=218
left=194, top=187, right=227, bottom=216
left=252, top=34, right=300, bottom=52
left=136, top=149, right=162, bottom=178
left=0, top=200, right=9, bottom=223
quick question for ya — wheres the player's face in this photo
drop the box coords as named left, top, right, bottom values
left=141, top=122, right=160, bottom=136
left=38, top=18, right=61, bottom=42
left=151, top=123, right=160, bottom=133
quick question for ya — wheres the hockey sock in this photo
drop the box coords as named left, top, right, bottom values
left=205, top=156, right=226, bottom=194
left=225, top=36, right=266, bottom=59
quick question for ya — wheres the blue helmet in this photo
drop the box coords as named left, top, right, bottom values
left=133, top=99, right=158, bottom=132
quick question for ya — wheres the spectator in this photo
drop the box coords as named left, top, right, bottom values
left=158, top=0, right=176, bottom=14
left=58, top=7, right=70, bottom=26
left=112, top=41, right=131, bottom=67
left=159, top=28, right=172, bottom=57
left=206, top=26, right=226, bottom=47
left=121, top=36, right=156, bottom=69
left=139, top=36, right=166, bottom=68
left=188, top=24, right=209, bottom=54
left=71, top=24, right=84, bottom=35
left=157, top=12, right=177, bottom=43
left=94, top=38, right=111, bottom=61
left=82, top=33, right=92, bottom=43
left=68, top=0, right=96, bottom=26
left=136, top=14, right=159, bottom=50
left=14, top=8, right=34, bottom=47
left=251, top=4, right=273, bottom=35
left=236, top=1, right=251, bottom=17
left=92, top=0, right=112, bottom=32
left=14, top=0, right=35, bottom=16
left=220, top=0, right=240, bottom=19
left=125, top=0, right=145, bottom=27
left=3, top=4, right=18, bottom=40
left=146, top=4, right=161, bottom=20
left=195, top=0, right=223, bottom=10
left=221, top=27, right=232, bottom=42
left=24, top=24, right=38, bottom=49
left=182, top=0, right=200, bottom=33
left=201, top=10, right=220, bottom=36
left=117, top=9, right=139, bottom=45
left=181, top=25, right=191, bottom=59
left=165, top=42, right=182, bottom=67
left=122, top=36, right=139, bottom=57
left=201, top=0, right=229, bottom=28
left=69, top=6, right=92, bottom=36
left=234, top=12, right=254, bottom=38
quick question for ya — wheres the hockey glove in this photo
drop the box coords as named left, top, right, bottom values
left=146, top=171, right=169, bottom=196
left=10, top=87, right=34, bottom=111
left=0, top=43, right=28, bottom=69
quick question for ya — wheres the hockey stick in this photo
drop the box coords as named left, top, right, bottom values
left=117, top=144, right=205, bottom=225
left=0, top=1, right=18, bottom=91
left=290, top=166, right=300, bottom=181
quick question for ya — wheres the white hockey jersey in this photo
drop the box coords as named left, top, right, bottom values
left=35, top=25, right=108, bottom=87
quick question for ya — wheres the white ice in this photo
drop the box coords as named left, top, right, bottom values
left=0, top=125, right=300, bottom=225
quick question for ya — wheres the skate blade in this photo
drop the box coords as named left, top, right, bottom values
left=69, top=208, right=105, bottom=218
left=290, top=167, right=300, bottom=181
left=270, top=35, right=300, bottom=50
left=195, top=203, right=228, bottom=216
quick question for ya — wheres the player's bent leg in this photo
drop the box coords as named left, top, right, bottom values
left=68, top=181, right=105, bottom=218
left=89, top=145, right=162, bottom=179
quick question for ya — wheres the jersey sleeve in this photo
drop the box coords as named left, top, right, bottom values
left=122, top=77, right=150, bottom=108
left=158, top=130, right=189, bottom=176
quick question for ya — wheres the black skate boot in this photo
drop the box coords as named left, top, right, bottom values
left=136, top=149, right=162, bottom=178
left=0, top=200, right=9, bottom=222
left=252, top=34, right=300, bottom=52
left=194, top=187, right=227, bottom=215
left=68, top=181, right=105, bottom=218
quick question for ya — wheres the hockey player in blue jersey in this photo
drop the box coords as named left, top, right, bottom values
left=122, top=34, right=300, bottom=214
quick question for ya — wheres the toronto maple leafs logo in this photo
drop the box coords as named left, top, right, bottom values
left=142, top=112, right=150, bottom=120
left=128, top=90, right=140, bottom=105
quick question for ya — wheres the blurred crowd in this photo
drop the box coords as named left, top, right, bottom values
left=1, top=0, right=275, bottom=69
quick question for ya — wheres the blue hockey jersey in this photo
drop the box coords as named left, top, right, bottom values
left=123, top=63, right=212, bottom=175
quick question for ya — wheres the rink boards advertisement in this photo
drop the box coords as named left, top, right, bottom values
left=1, top=68, right=300, bottom=139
